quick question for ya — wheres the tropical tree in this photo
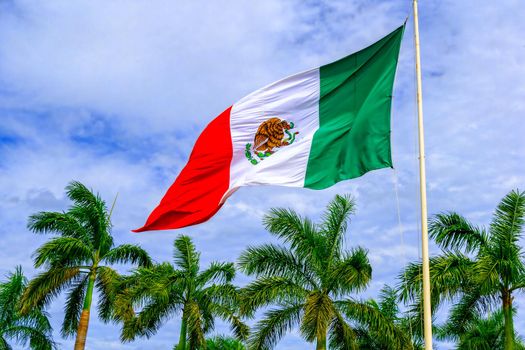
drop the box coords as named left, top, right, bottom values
left=238, top=194, right=412, bottom=350
left=0, top=266, right=56, bottom=350
left=115, top=235, right=248, bottom=350
left=356, top=286, right=422, bottom=350
left=399, top=189, right=525, bottom=350
left=20, top=181, right=152, bottom=350
left=437, top=309, right=525, bottom=350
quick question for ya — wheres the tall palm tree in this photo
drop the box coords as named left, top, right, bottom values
left=115, top=235, right=248, bottom=350
left=20, top=181, right=152, bottom=350
left=399, top=189, right=525, bottom=350
left=238, top=194, right=412, bottom=350
left=0, top=266, right=55, bottom=350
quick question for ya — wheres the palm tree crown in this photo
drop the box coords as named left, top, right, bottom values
left=20, top=181, right=152, bottom=350
left=399, top=189, right=525, bottom=350
left=0, top=266, right=55, bottom=350
left=116, top=235, right=248, bottom=350
left=238, top=194, right=411, bottom=350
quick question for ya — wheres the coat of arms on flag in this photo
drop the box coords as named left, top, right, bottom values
left=245, top=117, right=299, bottom=165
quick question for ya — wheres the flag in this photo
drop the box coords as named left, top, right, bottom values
left=134, top=24, right=405, bottom=232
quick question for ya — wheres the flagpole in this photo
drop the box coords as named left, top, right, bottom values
left=412, top=0, right=433, bottom=348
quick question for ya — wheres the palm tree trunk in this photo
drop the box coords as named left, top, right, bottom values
left=74, top=274, right=95, bottom=350
left=177, top=308, right=188, bottom=350
left=316, top=330, right=327, bottom=350
left=502, top=290, right=515, bottom=350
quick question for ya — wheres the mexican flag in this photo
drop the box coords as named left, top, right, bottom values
left=134, top=25, right=405, bottom=232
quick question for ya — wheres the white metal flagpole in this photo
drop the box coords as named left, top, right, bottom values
left=412, top=0, right=433, bottom=348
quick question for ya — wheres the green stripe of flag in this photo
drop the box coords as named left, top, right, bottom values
left=304, top=24, right=405, bottom=189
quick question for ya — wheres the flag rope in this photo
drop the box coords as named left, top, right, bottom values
left=391, top=168, right=416, bottom=343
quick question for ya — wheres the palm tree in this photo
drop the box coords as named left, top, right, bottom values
left=399, top=189, right=525, bottom=350
left=20, top=181, right=152, bottom=350
left=0, top=266, right=55, bottom=350
left=238, top=194, right=412, bottom=350
left=356, top=286, right=422, bottom=350
left=437, top=309, right=525, bottom=349
left=115, top=235, right=248, bottom=350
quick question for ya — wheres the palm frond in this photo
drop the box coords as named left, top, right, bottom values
left=510, top=273, right=525, bottom=292
left=336, top=299, right=413, bottom=350
left=0, top=336, right=13, bottom=350
left=3, top=325, right=56, bottom=350
left=248, top=303, right=303, bottom=350
left=32, top=237, right=92, bottom=268
left=436, top=289, right=497, bottom=342
left=27, top=212, right=91, bottom=244
left=328, top=309, right=358, bottom=350
left=66, top=181, right=111, bottom=252
left=320, top=194, right=356, bottom=266
left=173, top=235, right=200, bottom=277
left=67, top=204, right=113, bottom=255
left=262, top=208, right=322, bottom=268
left=0, top=267, right=56, bottom=350
left=377, top=285, right=399, bottom=321
left=60, top=274, right=88, bottom=338
left=26, top=325, right=56, bottom=350
left=398, top=252, right=475, bottom=305
left=476, top=252, right=503, bottom=294
left=238, top=244, right=317, bottom=289
left=117, top=262, right=186, bottom=341
left=0, top=266, right=26, bottom=323
left=103, top=244, right=152, bottom=268
left=490, top=189, right=525, bottom=248
left=201, top=284, right=240, bottom=310
left=208, top=303, right=249, bottom=341
left=398, top=252, right=477, bottom=338
left=487, top=190, right=525, bottom=288
left=429, top=212, right=487, bottom=253
left=197, top=262, right=235, bottom=286
left=96, top=266, right=122, bottom=322
left=196, top=283, right=248, bottom=341
left=115, top=263, right=182, bottom=318
left=327, top=247, right=371, bottom=296
left=120, top=295, right=179, bottom=341
left=240, top=277, right=308, bottom=317
left=20, top=267, right=82, bottom=314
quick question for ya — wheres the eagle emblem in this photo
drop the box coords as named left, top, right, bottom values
left=245, top=117, right=299, bottom=165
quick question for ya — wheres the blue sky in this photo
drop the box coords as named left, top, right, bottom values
left=0, top=0, right=524, bottom=349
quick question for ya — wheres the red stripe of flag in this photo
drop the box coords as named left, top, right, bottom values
left=133, top=107, right=233, bottom=232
